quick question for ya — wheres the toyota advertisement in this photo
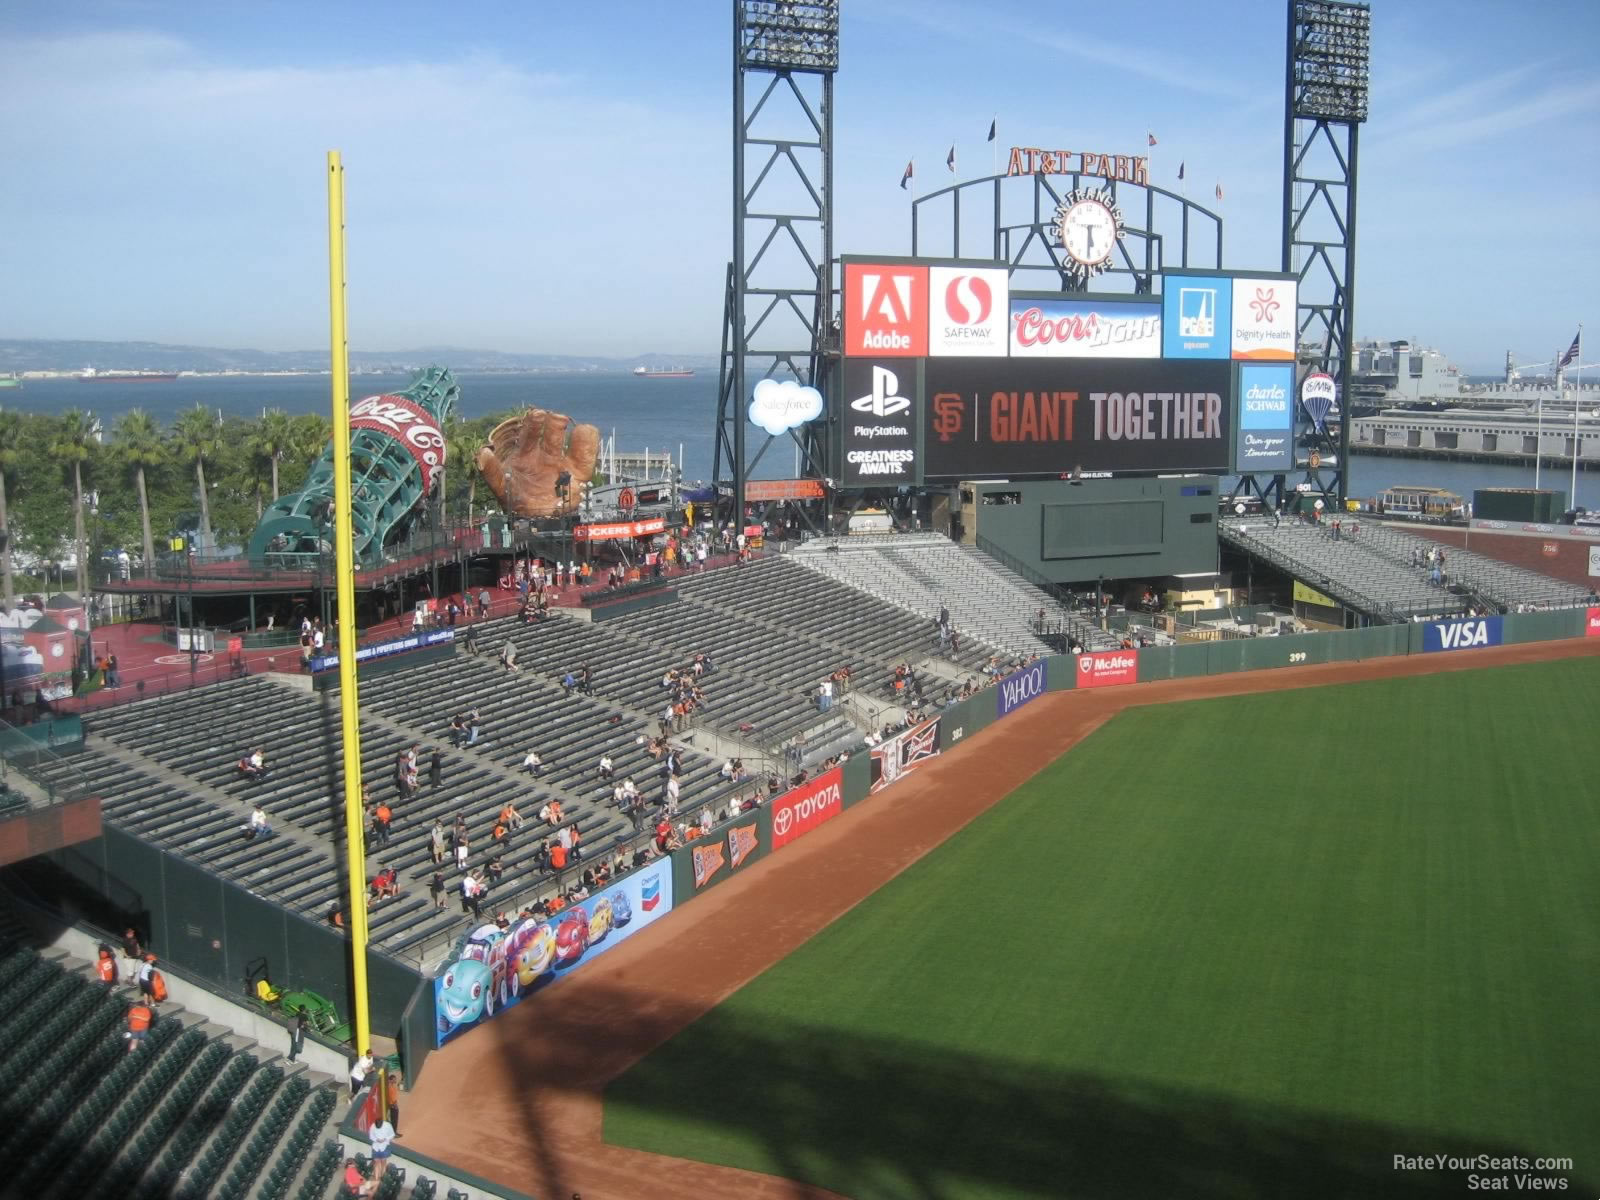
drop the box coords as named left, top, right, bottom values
left=1234, top=364, right=1296, bottom=473
left=770, top=768, right=845, bottom=851
left=841, top=359, right=921, bottom=486
left=1076, top=650, right=1139, bottom=688
left=924, top=358, right=1231, bottom=479
left=1009, top=298, right=1161, bottom=359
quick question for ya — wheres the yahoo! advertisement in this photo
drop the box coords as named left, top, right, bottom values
left=996, top=661, right=1047, bottom=717
left=1234, top=364, right=1296, bottom=473
left=770, top=768, right=844, bottom=851
left=433, top=864, right=674, bottom=1047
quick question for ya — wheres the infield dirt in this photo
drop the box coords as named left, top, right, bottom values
left=401, top=637, right=1599, bottom=1200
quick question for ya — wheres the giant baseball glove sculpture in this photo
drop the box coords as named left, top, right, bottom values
left=476, top=408, right=602, bottom=518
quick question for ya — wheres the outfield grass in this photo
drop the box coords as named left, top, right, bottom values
left=604, top=658, right=1600, bottom=1199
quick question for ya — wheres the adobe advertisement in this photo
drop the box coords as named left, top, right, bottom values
left=869, top=717, right=942, bottom=793
left=1009, top=297, right=1161, bottom=359
left=928, top=266, right=1009, bottom=357
left=841, top=359, right=921, bottom=486
left=770, top=768, right=845, bottom=851
left=842, top=263, right=928, bottom=358
left=1076, top=650, right=1138, bottom=688
left=433, top=864, right=674, bottom=1046
left=1421, top=617, right=1504, bottom=653
left=1230, top=277, right=1297, bottom=361
left=923, top=358, right=1231, bottom=479
left=996, top=661, right=1047, bottom=717
left=1162, top=275, right=1232, bottom=359
left=1234, top=364, right=1296, bottom=472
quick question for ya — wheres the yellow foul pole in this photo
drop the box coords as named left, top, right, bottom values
left=327, top=150, right=371, bottom=1055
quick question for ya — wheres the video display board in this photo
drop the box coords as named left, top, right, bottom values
left=924, top=358, right=1231, bottom=479
left=840, top=359, right=922, bottom=486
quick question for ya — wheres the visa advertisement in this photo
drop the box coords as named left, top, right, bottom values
left=1010, top=298, right=1162, bottom=359
left=1230, top=277, right=1297, bottom=361
left=433, top=864, right=674, bottom=1047
left=1234, top=364, right=1296, bottom=472
left=1421, top=617, right=1504, bottom=653
left=1162, top=275, right=1233, bottom=359
left=996, top=661, right=1047, bottom=717
left=929, top=266, right=1010, bottom=357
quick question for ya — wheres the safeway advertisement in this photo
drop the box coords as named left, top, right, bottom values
left=770, top=768, right=844, bottom=851
left=1076, top=650, right=1138, bottom=688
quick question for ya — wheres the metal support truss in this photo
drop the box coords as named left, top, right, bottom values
left=715, top=1, right=838, bottom=523
left=1282, top=0, right=1370, bottom=508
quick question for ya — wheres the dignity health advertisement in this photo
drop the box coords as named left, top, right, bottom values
left=434, top=863, right=674, bottom=1047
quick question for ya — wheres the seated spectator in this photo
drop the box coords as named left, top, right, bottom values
left=498, top=800, right=524, bottom=830
left=369, top=866, right=400, bottom=903
left=237, top=747, right=267, bottom=779
left=448, top=714, right=468, bottom=746
left=598, top=753, right=614, bottom=780
left=463, top=710, right=482, bottom=746
left=540, top=799, right=563, bottom=826
left=245, top=805, right=273, bottom=840
left=486, top=856, right=504, bottom=886
left=522, top=748, right=544, bottom=776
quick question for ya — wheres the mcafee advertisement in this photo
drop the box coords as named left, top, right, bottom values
left=1076, top=650, right=1138, bottom=688
left=770, top=768, right=844, bottom=851
left=924, top=358, right=1231, bottom=479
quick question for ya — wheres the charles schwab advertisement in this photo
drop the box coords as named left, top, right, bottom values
left=924, top=358, right=1232, bottom=479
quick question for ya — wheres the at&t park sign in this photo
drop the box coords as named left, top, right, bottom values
left=1006, top=146, right=1149, bottom=186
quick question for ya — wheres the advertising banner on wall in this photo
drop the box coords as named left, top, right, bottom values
left=870, top=717, right=942, bottom=793
left=924, top=358, right=1231, bottom=479
left=1421, top=616, right=1504, bottom=653
left=1234, top=363, right=1296, bottom=472
left=1230, top=277, right=1297, bottom=361
left=841, top=360, right=921, bottom=486
left=1586, top=606, right=1600, bottom=636
left=1009, top=298, right=1162, bottom=359
left=996, top=660, right=1048, bottom=717
left=929, top=266, right=1009, bottom=357
left=843, top=263, right=928, bottom=358
left=770, top=768, right=845, bottom=851
left=433, top=863, right=674, bottom=1047
left=1162, top=275, right=1233, bottom=359
left=684, top=811, right=768, bottom=894
left=1075, top=650, right=1138, bottom=688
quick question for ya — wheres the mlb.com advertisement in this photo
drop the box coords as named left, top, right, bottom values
left=1422, top=616, right=1504, bottom=653
left=433, top=864, right=674, bottom=1047
left=923, top=358, right=1231, bottom=479
left=770, top=767, right=844, bottom=851
left=1077, top=650, right=1138, bottom=688
left=841, top=360, right=921, bottom=486
left=1010, top=298, right=1161, bottom=359
left=1234, top=364, right=1296, bottom=472
left=996, top=661, right=1047, bottom=717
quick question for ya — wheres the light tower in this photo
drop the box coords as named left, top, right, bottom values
left=1283, top=0, right=1370, bottom=506
left=714, top=1, right=839, bottom=521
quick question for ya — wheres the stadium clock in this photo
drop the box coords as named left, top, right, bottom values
left=1053, top=188, right=1126, bottom=281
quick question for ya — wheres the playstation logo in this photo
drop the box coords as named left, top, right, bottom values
left=850, top=365, right=911, bottom=418
left=1178, top=287, right=1216, bottom=338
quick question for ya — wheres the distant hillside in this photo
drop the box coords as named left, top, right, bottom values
left=0, top=339, right=717, bottom=374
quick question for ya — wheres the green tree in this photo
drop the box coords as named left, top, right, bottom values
left=280, top=412, right=331, bottom=496
left=171, top=405, right=223, bottom=550
left=48, top=409, right=100, bottom=595
left=112, top=408, right=165, bottom=572
left=0, top=410, right=21, bottom=606
left=247, top=408, right=296, bottom=503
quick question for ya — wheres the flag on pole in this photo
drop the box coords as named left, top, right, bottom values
left=1177, top=162, right=1185, bottom=180
left=1215, top=183, right=1224, bottom=200
left=947, top=145, right=956, bottom=173
left=1557, top=331, right=1580, bottom=368
left=986, top=118, right=996, bottom=143
left=1148, top=133, right=1158, bottom=146
left=900, top=160, right=913, bottom=190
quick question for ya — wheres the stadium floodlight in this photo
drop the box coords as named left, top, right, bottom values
left=737, top=1, right=840, bottom=74
left=1290, top=0, right=1370, bottom=122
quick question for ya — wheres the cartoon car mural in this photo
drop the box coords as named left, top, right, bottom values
left=608, top=889, right=632, bottom=928
left=462, top=927, right=509, bottom=1012
left=587, top=897, right=615, bottom=945
left=436, top=959, right=493, bottom=1036
left=507, top=920, right=556, bottom=994
left=553, top=908, right=591, bottom=967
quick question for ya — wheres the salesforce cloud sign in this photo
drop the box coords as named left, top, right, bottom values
left=748, top=379, right=824, bottom=436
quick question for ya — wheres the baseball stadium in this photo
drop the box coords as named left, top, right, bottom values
left=1, top=4, right=1597, bottom=1200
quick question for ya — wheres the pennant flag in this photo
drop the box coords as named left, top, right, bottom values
left=900, top=160, right=913, bottom=190
left=986, top=118, right=996, bottom=143
left=1557, top=331, right=1580, bottom=368
left=1215, top=183, right=1224, bottom=200
left=1148, top=132, right=1158, bottom=146
left=947, top=145, right=956, bottom=173
left=1177, top=161, right=1185, bottom=180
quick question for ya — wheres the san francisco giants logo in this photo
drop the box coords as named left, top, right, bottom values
left=932, top=393, right=967, bottom=442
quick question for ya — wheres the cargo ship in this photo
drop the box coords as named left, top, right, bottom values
left=632, top=366, right=695, bottom=379
left=80, top=367, right=180, bottom=382
left=0, top=376, right=21, bottom=390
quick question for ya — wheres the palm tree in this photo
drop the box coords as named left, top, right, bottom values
left=0, top=410, right=22, bottom=606
left=49, top=410, right=101, bottom=596
left=282, top=412, right=331, bottom=495
left=171, top=406, right=223, bottom=550
left=247, top=408, right=297, bottom=502
left=113, top=409, right=166, bottom=574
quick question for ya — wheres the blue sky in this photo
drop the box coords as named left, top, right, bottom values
left=1, top=0, right=1595, bottom=372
